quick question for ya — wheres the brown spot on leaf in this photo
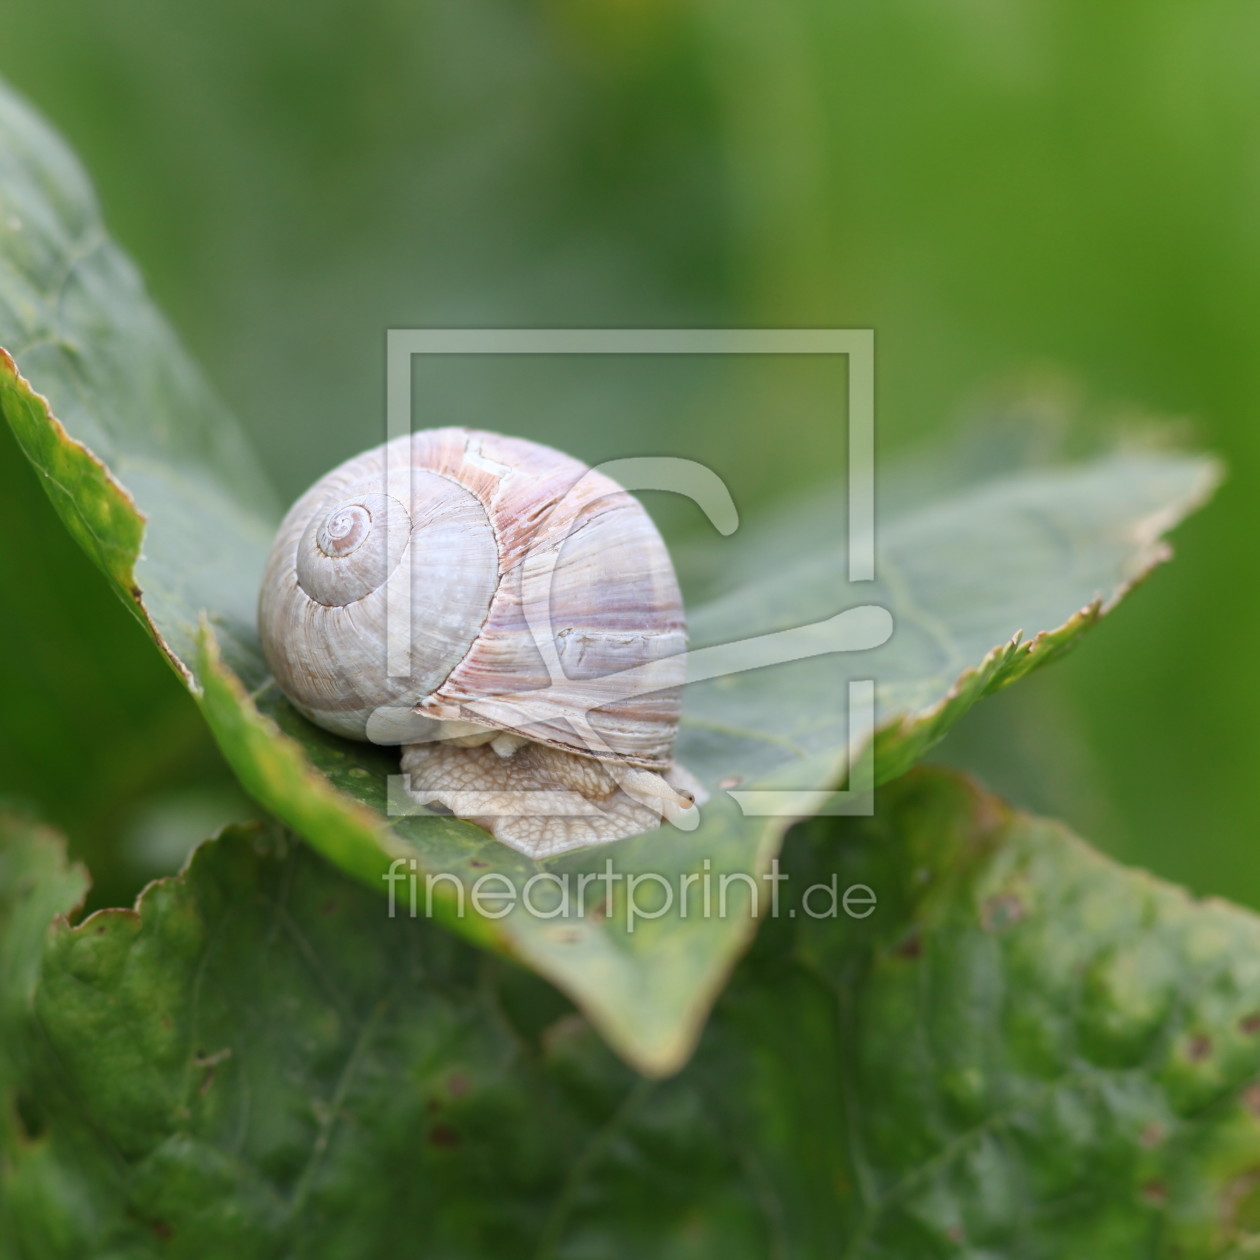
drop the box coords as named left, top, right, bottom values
left=946, top=1225, right=964, bottom=1243
left=429, top=1124, right=460, bottom=1148
left=981, top=893, right=1025, bottom=932
left=1221, top=1168, right=1260, bottom=1234
left=893, top=933, right=922, bottom=959
left=1141, top=1181, right=1167, bottom=1206
left=1241, top=1013, right=1260, bottom=1036
left=1139, top=1124, right=1164, bottom=1148
left=151, top=1220, right=174, bottom=1240
left=449, top=1074, right=468, bottom=1099
left=1188, top=1034, right=1213, bottom=1062
left=320, top=898, right=338, bottom=916
left=1243, top=1083, right=1260, bottom=1119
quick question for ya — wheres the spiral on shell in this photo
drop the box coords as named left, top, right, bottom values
left=257, top=427, right=701, bottom=857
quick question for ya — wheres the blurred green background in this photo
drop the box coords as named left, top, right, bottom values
left=0, top=0, right=1254, bottom=908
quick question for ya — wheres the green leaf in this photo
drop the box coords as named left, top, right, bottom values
left=0, top=813, right=88, bottom=1086
left=7, top=772, right=1260, bottom=1257
left=0, top=811, right=89, bottom=1251
left=0, top=82, right=277, bottom=687
left=704, top=770, right=1260, bottom=1257
left=0, top=76, right=1221, bottom=1074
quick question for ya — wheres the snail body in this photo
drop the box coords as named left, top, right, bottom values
left=258, top=427, right=701, bottom=857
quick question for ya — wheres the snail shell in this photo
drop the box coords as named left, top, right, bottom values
left=258, top=427, right=702, bottom=857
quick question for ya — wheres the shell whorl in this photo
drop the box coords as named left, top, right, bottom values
left=296, top=492, right=412, bottom=606
left=259, top=445, right=500, bottom=740
left=259, top=427, right=687, bottom=767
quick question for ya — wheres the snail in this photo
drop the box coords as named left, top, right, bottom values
left=257, top=427, right=704, bottom=858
